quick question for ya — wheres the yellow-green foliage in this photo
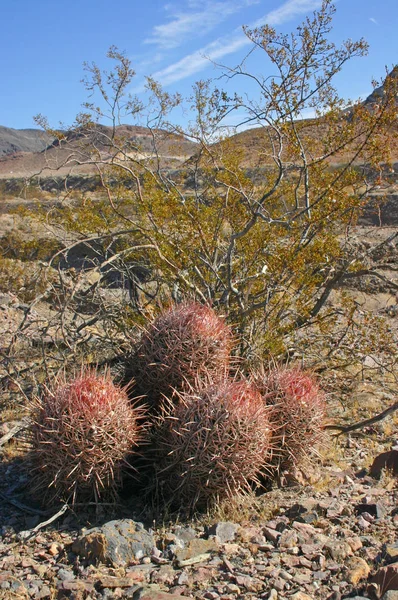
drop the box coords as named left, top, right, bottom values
left=0, top=258, right=57, bottom=303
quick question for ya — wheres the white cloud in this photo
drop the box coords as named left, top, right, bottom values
left=151, top=0, right=322, bottom=85
left=369, top=17, right=379, bottom=25
left=145, top=0, right=260, bottom=50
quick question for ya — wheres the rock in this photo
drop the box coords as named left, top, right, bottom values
left=384, top=542, right=398, bottom=564
left=370, top=451, right=398, bottom=478
left=48, top=542, right=61, bottom=556
left=324, top=541, right=353, bottom=562
left=371, top=564, right=398, bottom=595
left=381, top=592, right=398, bottom=600
left=346, top=536, right=363, bottom=552
left=72, top=519, right=154, bottom=566
left=135, top=591, right=187, bottom=600
left=234, top=575, right=263, bottom=591
left=207, top=522, right=238, bottom=543
left=56, top=580, right=95, bottom=594
left=290, top=593, right=314, bottom=600
left=357, top=515, right=372, bottom=530
left=56, top=568, right=75, bottom=581
left=346, top=556, right=371, bottom=585
left=278, top=529, right=299, bottom=549
left=172, top=526, right=196, bottom=545
left=150, top=566, right=176, bottom=586
left=98, top=576, right=144, bottom=588
left=263, top=527, right=281, bottom=544
left=355, top=502, right=387, bottom=519
left=173, top=538, right=218, bottom=565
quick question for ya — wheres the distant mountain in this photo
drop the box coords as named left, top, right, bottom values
left=0, top=124, right=198, bottom=178
left=0, top=126, right=55, bottom=157
left=0, top=67, right=396, bottom=178
left=363, top=65, right=398, bottom=107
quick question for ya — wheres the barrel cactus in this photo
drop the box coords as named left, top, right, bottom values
left=130, top=302, right=233, bottom=409
left=152, top=379, right=272, bottom=512
left=257, top=367, right=326, bottom=474
left=29, top=370, right=143, bottom=505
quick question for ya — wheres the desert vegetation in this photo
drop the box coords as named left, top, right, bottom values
left=0, top=0, right=397, bottom=516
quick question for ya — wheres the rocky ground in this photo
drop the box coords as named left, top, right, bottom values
left=0, top=199, right=397, bottom=600
left=0, top=416, right=397, bottom=600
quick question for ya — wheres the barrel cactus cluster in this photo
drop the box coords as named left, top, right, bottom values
left=29, top=301, right=326, bottom=512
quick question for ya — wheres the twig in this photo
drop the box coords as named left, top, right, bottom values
left=325, top=400, right=398, bottom=434
left=31, top=503, right=69, bottom=532
left=0, top=418, right=31, bottom=449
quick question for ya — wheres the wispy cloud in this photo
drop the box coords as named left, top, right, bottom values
left=145, top=0, right=260, bottom=50
left=151, top=0, right=322, bottom=86
left=369, top=16, right=379, bottom=25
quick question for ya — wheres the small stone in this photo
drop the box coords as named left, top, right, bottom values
left=48, top=542, right=61, bottom=556
left=208, top=522, right=238, bottom=544
left=278, top=530, right=298, bottom=549
left=98, top=576, right=143, bottom=589
left=324, top=542, right=352, bottom=561
left=267, top=591, right=278, bottom=600
left=174, top=538, right=218, bottom=564
left=234, top=575, right=263, bottom=592
left=346, top=536, right=363, bottom=552
left=384, top=542, right=398, bottom=564
left=57, top=580, right=95, bottom=594
left=34, top=585, right=52, bottom=599
left=150, top=566, right=176, bottom=586
left=370, top=450, right=398, bottom=478
left=357, top=515, right=372, bottom=529
left=290, top=593, right=314, bottom=600
left=371, top=564, right=398, bottom=595
left=57, top=568, right=75, bottom=581
left=177, top=571, right=190, bottom=586
left=220, top=543, right=240, bottom=555
left=137, top=592, right=187, bottom=600
left=346, top=557, right=371, bottom=585
left=224, top=583, right=240, bottom=594
left=272, top=578, right=285, bottom=592
left=263, top=527, right=281, bottom=544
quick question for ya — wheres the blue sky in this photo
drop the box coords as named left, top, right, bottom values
left=1, top=0, right=397, bottom=129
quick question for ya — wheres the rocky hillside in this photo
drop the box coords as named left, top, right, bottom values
left=0, top=126, right=54, bottom=157
left=0, top=124, right=198, bottom=177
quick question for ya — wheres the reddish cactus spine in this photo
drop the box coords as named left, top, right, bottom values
left=29, top=370, right=143, bottom=505
left=152, top=379, right=272, bottom=512
left=131, top=302, right=233, bottom=408
left=257, top=367, right=326, bottom=474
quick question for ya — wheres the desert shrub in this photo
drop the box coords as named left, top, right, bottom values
left=152, top=379, right=272, bottom=513
left=0, top=258, right=57, bottom=303
left=256, top=367, right=326, bottom=474
left=130, top=302, right=233, bottom=408
left=29, top=370, right=143, bottom=505
left=0, top=231, right=63, bottom=262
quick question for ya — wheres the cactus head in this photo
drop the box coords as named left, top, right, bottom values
left=257, top=367, right=326, bottom=474
left=152, top=379, right=272, bottom=513
left=131, top=302, right=233, bottom=408
left=29, top=369, right=143, bottom=505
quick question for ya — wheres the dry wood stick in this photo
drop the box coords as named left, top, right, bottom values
left=325, top=400, right=398, bottom=434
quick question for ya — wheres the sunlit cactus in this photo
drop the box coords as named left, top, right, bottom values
left=257, top=367, right=326, bottom=474
left=29, top=370, right=143, bottom=505
left=130, top=302, right=233, bottom=408
left=152, top=379, right=272, bottom=512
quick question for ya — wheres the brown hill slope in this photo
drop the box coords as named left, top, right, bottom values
left=0, top=126, right=54, bottom=157
left=0, top=124, right=198, bottom=178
